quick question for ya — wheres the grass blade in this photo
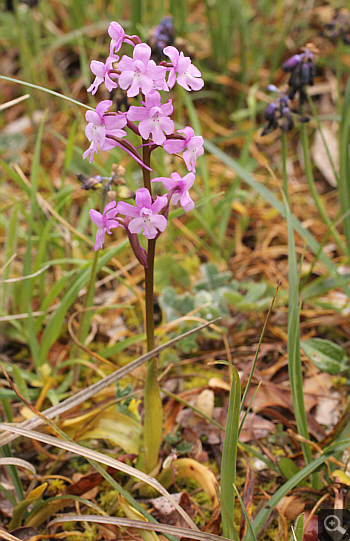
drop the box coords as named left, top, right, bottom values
left=283, top=190, right=321, bottom=490
left=221, top=364, right=241, bottom=541
left=48, top=515, right=230, bottom=541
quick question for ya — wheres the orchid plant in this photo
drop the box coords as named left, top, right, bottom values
left=84, top=20, right=204, bottom=473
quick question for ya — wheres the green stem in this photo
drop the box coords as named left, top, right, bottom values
left=280, top=131, right=288, bottom=201
left=300, top=122, right=345, bottom=255
left=142, top=140, right=163, bottom=473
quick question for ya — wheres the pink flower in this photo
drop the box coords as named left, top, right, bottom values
left=87, top=55, right=119, bottom=95
left=83, top=100, right=127, bottom=163
left=163, top=46, right=204, bottom=91
left=108, top=22, right=126, bottom=54
left=127, top=91, right=174, bottom=145
left=108, top=21, right=139, bottom=54
left=118, top=43, right=167, bottom=97
left=117, top=188, right=168, bottom=239
left=152, top=172, right=195, bottom=211
left=163, top=126, right=204, bottom=172
left=89, top=200, right=120, bottom=250
left=183, top=135, right=204, bottom=173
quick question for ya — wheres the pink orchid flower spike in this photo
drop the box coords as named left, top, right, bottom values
left=163, top=46, right=204, bottom=91
left=89, top=200, right=120, bottom=251
left=117, top=187, right=168, bottom=239
left=152, top=172, right=195, bottom=211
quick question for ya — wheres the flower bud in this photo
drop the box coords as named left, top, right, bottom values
left=264, top=102, right=277, bottom=120
left=282, top=54, right=301, bottom=72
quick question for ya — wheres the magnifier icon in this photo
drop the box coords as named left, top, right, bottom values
left=324, top=515, right=347, bottom=536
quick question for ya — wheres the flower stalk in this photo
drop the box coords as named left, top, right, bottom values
left=142, top=142, right=163, bottom=473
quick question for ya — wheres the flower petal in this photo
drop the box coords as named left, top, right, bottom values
left=151, top=195, right=167, bottom=214
left=180, top=191, right=195, bottom=211
left=163, top=138, right=186, bottom=154
left=133, top=43, right=152, bottom=64
left=96, top=100, right=113, bottom=117
left=94, top=228, right=106, bottom=251
left=90, top=60, right=106, bottom=78
left=104, top=200, right=117, bottom=214
left=150, top=214, right=167, bottom=232
left=128, top=217, right=146, bottom=235
left=116, top=201, right=140, bottom=218
left=163, top=45, right=179, bottom=66
left=135, top=187, right=152, bottom=209
left=89, top=209, right=104, bottom=227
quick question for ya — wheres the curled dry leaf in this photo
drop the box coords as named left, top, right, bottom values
left=159, top=458, right=219, bottom=508
left=60, top=408, right=143, bottom=454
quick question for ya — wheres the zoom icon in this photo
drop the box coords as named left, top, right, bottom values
left=318, top=510, right=350, bottom=541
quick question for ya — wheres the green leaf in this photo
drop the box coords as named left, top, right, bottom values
left=220, top=362, right=241, bottom=541
left=293, top=513, right=305, bottom=541
left=278, top=456, right=300, bottom=480
left=300, top=338, right=349, bottom=374
left=8, top=483, right=47, bottom=530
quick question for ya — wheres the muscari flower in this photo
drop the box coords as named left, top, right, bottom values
left=89, top=200, right=120, bottom=251
left=282, top=49, right=316, bottom=104
left=117, top=187, right=167, bottom=239
left=163, top=46, right=204, bottom=91
left=148, top=16, right=175, bottom=62
left=118, top=43, right=167, bottom=97
left=87, top=55, right=119, bottom=95
left=262, top=94, right=294, bottom=135
left=83, top=100, right=127, bottom=163
left=163, top=126, right=204, bottom=172
left=261, top=91, right=309, bottom=136
left=127, top=90, right=174, bottom=145
left=152, top=172, right=195, bottom=211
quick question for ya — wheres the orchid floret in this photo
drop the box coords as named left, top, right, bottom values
left=127, top=90, right=174, bottom=145
left=87, top=55, right=119, bottom=95
left=118, top=43, right=167, bottom=97
left=152, top=172, right=195, bottom=211
left=163, top=126, right=203, bottom=172
left=89, top=200, right=120, bottom=251
left=117, top=187, right=168, bottom=239
left=163, top=46, right=204, bottom=91
left=83, top=100, right=127, bottom=163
